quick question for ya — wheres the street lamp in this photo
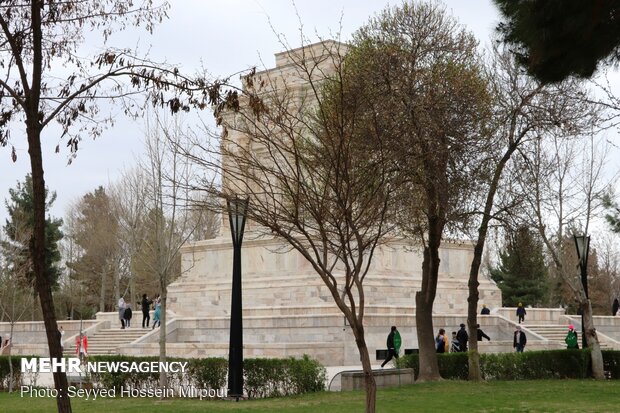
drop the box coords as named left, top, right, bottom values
left=574, top=234, right=590, bottom=349
left=227, top=196, right=249, bottom=400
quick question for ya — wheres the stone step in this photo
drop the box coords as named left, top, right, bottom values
left=525, top=325, right=614, bottom=349
left=63, top=326, right=152, bottom=356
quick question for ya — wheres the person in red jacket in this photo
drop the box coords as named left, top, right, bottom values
left=75, top=333, right=88, bottom=362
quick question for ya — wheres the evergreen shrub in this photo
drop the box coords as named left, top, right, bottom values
left=0, top=356, right=23, bottom=390
left=397, top=349, right=608, bottom=381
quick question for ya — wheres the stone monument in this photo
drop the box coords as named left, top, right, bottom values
left=165, top=41, right=502, bottom=366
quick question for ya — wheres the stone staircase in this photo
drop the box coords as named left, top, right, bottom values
left=525, top=324, right=612, bottom=349
left=64, top=328, right=150, bottom=356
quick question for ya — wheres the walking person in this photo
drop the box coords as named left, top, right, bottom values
left=513, top=325, right=527, bottom=353
left=141, top=294, right=153, bottom=328
left=476, top=324, right=491, bottom=341
left=516, top=303, right=527, bottom=324
left=118, top=296, right=126, bottom=329
left=152, top=296, right=161, bottom=329
left=613, top=298, right=620, bottom=317
left=565, top=324, right=579, bottom=349
left=124, top=303, right=133, bottom=328
left=75, top=333, right=88, bottom=362
left=436, top=328, right=448, bottom=353
left=456, top=323, right=469, bottom=352
left=380, top=326, right=400, bottom=368
left=480, top=304, right=491, bottom=315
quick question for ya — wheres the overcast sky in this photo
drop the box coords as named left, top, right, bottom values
left=0, top=0, right=529, bottom=225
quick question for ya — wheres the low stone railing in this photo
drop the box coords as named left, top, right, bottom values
left=340, top=368, right=415, bottom=391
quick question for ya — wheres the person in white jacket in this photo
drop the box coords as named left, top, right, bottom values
left=118, top=297, right=126, bottom=329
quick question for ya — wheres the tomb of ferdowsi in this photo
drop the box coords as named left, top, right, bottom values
left=3, top=42, right=619, bottom=365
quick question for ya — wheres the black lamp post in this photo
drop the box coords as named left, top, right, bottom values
left=227, top=197, right=249, bottom=400
left=574, top=234, right=590, bottom=349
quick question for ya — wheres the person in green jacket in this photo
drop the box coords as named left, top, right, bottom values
left=565, top=324, right=579, bottom=349
left=381, top=326, right=400, bottom=367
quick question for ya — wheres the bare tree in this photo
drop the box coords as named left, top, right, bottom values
left=64, top=188, right=120, bottom=313
left=137, top=112, right=202, bottom=392
left=110, top=167, right=152, bottom=306
left=597, top=233, right=620, bottom=306
left=518, top=131, right=617, bottom=379
left=179, top=39, right=393, bottom=413
left=465, top=44, right=603, bottom=381
left=338, top=2, right=494, bottom=381
left=0, top=2, right=231, bottom=411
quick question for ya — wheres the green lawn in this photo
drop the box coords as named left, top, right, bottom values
left=2, top=380, right=620, bottom=413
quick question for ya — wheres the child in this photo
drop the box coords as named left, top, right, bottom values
left=124, top=303, right=133, bottom=328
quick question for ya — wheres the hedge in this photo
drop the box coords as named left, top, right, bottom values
left=0, top=356, right=23, bottom=390
left=87, top=354, right=324, bottom=398
left=396, top=349, right=598, bottom=380
left=244, top=355, right=326, bottom=398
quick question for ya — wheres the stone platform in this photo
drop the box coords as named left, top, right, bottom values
left=168, top=235, right=502, bottom=317
left=153, top=234, right=504, bottom=365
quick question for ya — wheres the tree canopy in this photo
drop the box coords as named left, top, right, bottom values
left=344, top=1, right=492, bottom=382
left=494, top=0, right=620, bottom=83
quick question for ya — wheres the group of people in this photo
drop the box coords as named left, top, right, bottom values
left=436, top=323, right=492, bottom=353
left=381, top=303, right=578, bottom=366
left=118, top=294, right=162, bottom=330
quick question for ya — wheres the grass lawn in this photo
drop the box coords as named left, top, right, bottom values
left=2, top=380, right=620, bottom=412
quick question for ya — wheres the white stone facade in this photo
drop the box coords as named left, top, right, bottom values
left=164, top=40, right=503, bottom=365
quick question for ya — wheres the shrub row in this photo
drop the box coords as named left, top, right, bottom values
left=244, top=355, right=326, bottom=398
left=0, top=354, right=325, bottom=397
left=0, top=356, right=22, bottom=390
left=84, top=354, right=325, bottom=398
left=396, top=349, right=605, bottom=380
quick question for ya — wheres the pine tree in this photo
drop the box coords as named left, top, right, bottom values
left=3, top=174, right=63, bottom=288
left=602, top=193, right=620, bottom=233
left=490, top=226, right=548, bottom=306
left=494, top=0, right=620, bottom=83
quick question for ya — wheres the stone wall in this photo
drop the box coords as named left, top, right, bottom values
left=169, top=236, right=502, bottom=318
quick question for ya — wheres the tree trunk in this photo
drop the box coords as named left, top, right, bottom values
left=467, top=144, right=518, bottom=381
left=26, top=123, right=72, bottom=413
left=8, top=321, right=14, bottom=392
left=415, top=220, right=443, bottom=381
left=113, top=269, right=120, bottom=310
left=351, top=323, right=376, bottom=413
left=159, top=276, right=168, bottom=392
left=582, top=299, right=605, bottom=379
left=99, top=270, right=106, bottom=312
left=128, top=271, right=135, bottom=311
